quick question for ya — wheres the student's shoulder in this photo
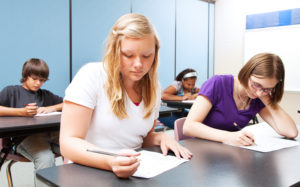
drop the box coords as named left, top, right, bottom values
left=170, top=80, right=181, bottom=88
left=207, top=74, right=233, bottom=84
left=37, top=88, right=62, bottom=99
left=80, top=62, right=103, bottom=72
left=1, top=85, right=22, bottom=93
left=209, top=74, right=233, bottom=81
left=38, top=88, right=54, bottom=95
left=76, top=62, right=105, bottom=78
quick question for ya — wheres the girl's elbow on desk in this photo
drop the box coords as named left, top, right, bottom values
left=275, top=124, right=299, bottom=139
left=283, top=129, right=298, bottom=139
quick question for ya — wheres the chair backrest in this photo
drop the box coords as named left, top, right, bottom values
left=174, top=117, right=191, bottom=141
left=154, top=120, right=167, bottom=132
left=0, top=138, right=30, bottom=162
left=1, top=138, right=30, bottom=187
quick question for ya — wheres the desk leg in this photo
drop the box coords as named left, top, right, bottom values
left=0, top=147, right=10, bottom=169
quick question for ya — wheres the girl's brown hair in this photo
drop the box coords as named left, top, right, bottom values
left=238, top=53, right=285, bottom=106
left=103, top=13, right=160, bottom=119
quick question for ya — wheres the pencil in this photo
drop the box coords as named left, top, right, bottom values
left=24, top=103, right=38, bottom=107
left=233, top=122, right=242, bottom=130
left=86, top=149, right=127, bottom=157
left=233, top=122, right=257, bottom=145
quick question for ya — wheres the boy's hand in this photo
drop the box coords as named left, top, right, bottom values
left=24, top=103, right=38, bottom=116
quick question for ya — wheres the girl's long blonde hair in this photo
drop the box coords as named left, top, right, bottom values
left=103, top=13, right=160, bottom=119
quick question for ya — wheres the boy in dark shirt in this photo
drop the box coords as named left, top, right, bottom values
left=0, top=58, right=63, bottom=186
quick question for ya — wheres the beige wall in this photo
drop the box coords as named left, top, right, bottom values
left=214, top=0, right=300, bottom=124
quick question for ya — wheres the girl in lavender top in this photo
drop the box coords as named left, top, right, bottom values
left=183, top=53, right=298, bottom=146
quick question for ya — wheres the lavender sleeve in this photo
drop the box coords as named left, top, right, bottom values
left=198, top=76, right=220, bottom=106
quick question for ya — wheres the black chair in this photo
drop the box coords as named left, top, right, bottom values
left=0, top=138, right=61, bottom=187
left=0, top=138, right=30, bottom=187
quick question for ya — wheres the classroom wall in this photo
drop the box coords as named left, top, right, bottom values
left=72, top=0, right=214, bottom=89
left=214, top=0, right=300, bottom=124
left=0, top=0, right=214, bottom=97
left=176, top=0, right=214, bottom=86
left=0, top=0, right=70, bottom=97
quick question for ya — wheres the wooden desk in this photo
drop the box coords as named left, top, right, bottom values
left=162, top=100, right=193, bottom=109
left=0, top=115, right=61, bottom=138
left=159, top=105, right=180, bottom=118
left=36, top=137, right=300, bottom=187
left=0, top=108, right=178, bottom=168
left=0, top=106, right=177, bottom=139
left=0, top=115, right=61, bottom=169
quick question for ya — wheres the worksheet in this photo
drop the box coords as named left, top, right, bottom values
left=133, top=150, right=188, bottom=178
left=235, top=122, right=299, bottom=152
left=181, top=100, right=195, bottom=103
left=35, top=112, right=62, bottom=117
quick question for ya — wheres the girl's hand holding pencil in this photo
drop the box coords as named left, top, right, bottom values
left=87, top=149, right=141, bottom=178
left=222, top=122, right=256, bottom=146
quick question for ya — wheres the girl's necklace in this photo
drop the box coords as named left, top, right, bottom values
left=237, top=84, right=251, bottom=110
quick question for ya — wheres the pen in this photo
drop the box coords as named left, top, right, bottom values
left=233, top=122, right=257, bottom=145
left=233, top=122, right=242, bottom=130
left=24, top=103, right=38, bottom=107
left=86, top=149, right=127, bottom=157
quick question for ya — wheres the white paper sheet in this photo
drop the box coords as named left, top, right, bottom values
left=235, top=122, right=299, bottom=152
left=132, top=150, right=188, bottom=178
left=35, top=112, right=62, bottom=117
left=181, top=100, right=195, bottom=103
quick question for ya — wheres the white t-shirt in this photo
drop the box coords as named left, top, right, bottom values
left=171, top=81, right=184, bottom=92
left=65, top=62, right=161, bottom=151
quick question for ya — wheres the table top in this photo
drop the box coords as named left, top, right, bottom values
left=37, top=138, right=300, bottom=187
left=162, top=100, right=194, bottom=109
left=0, top=115, right=61, bottom=138
left=159, top=105, right=180, bottom=118
left=0, top=107, right=178, bottom=138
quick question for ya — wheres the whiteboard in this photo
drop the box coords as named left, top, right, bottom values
left=244, top=25, right=300, bottom=92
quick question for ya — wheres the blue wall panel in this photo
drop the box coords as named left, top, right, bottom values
left=0, top=0, right=214, bottom=97
left=132, top=0, right=176, bottom=89
left=208, top=3, right=215, bottom=79
left=0, top=0, right=69, bottom=97
left=246, top=8, right=300, bottom=29
left=176, top=0, right=209, bottom=86
left=72, top=0, right=130, bottom=77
